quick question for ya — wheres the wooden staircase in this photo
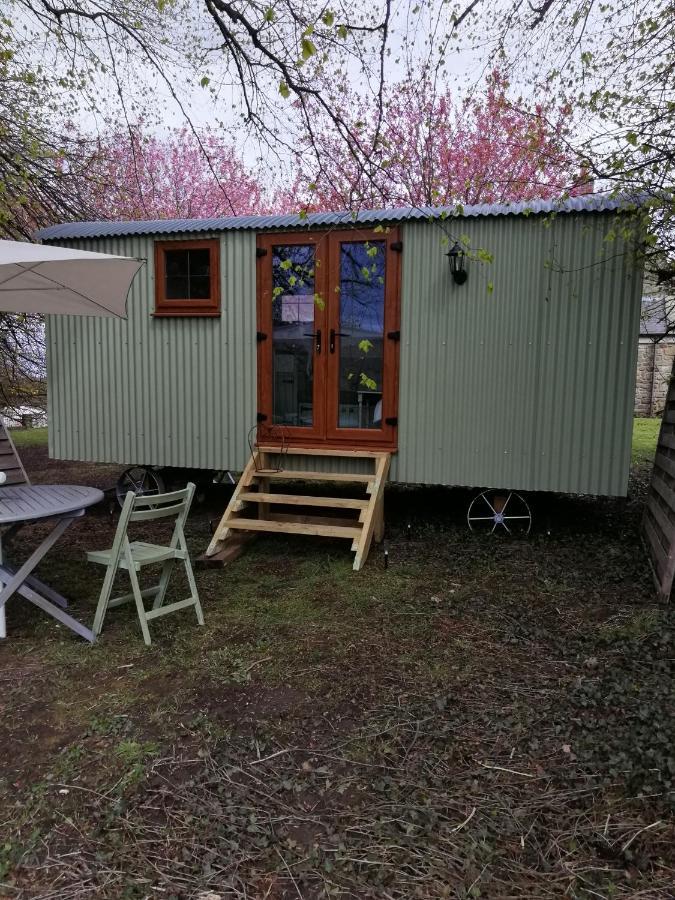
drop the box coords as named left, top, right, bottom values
left=205, top=447, right=391, bottom=570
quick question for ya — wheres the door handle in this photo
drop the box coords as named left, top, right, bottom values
left=303, top=329, right=322, bottom=353
left=329, top=329, right=349, bottom=353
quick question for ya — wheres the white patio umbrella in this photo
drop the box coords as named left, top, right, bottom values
left=0, top=240, right=144, bottom=318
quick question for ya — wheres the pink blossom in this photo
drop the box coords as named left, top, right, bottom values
left=287, top=72, right=592, bottom=211
left=86, top=126, right=266, bottom=219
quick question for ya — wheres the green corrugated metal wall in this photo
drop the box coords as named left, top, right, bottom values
left=47, top=231, right=257, bottom=471
left=46, top=211, right=642, bottom=495
left=396, top=214, right=641, bottom=493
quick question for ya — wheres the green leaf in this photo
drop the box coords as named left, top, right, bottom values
left=279, top=258, right=292, bottom=270
left=322, top=10, right=334, bottom=26
left=279, top=81, right=290, bottom=99
left=199, top=75, right=210, bottom=88
left=337, top=24, right=348, bottom=39
left=301, top=38, right=316, bottom=60
left=487, top=281, right=494, bottom=295
left=359, top=374, right=377, bottom=390
left=313, top=293, right=325, bottom=310
left=264, top=6, right=275, bottom=21
left=358, top=339, right=373, bottom=353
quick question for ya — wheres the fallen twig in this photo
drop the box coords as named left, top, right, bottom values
left=621, top=819, right=663, bottom=853
left=449, top=806, right=477, bottom=833
left=478, top=762, right=536, bottom=778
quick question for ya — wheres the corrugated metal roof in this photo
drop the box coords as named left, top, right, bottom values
left=35, top=193, right=634, bottom=241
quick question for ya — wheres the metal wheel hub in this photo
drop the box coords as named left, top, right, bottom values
left=115, top=466, right=165, bottom=509
left=467, top=489, right=532, bottom=535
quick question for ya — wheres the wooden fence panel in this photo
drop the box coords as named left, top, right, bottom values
left=643, top=363, right=675, bottom=601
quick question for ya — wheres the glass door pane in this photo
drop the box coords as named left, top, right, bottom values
left=336, top=240, right=386, bottom=429
left=271, top=245, right=317, bottom=428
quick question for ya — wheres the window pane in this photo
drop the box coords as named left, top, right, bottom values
left=337, top=241, right=385, bottom=429
left=190, top=275, right=210, bottom=299
left=188, top=248, right=210, bottom=278
left=271, top=245, right=316, bottom=427
left=166, top=276, right=189, bottom=299
left=164, top=247, right=212, bottom=300
left=165, top=249, right=189, bottom=279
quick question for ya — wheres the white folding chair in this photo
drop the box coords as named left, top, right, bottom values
left=87, top=482, right=204, bottom=645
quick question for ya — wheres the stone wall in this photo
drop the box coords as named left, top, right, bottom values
left=635, top=340, right=675, bottom=416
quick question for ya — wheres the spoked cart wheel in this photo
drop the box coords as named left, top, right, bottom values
left=115, top=466, right=165, bottom=508
left=467, top=489, right=532, bottom=535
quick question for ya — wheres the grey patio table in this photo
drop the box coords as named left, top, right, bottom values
left=0, top=484, right=104, bottom=641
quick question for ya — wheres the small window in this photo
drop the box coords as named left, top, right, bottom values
left=154, top=239, right=220, bottom=316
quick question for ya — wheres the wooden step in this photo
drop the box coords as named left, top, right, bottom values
left=205, top=448, right=391, bottom=569
left=250, top=470, right=373, bottom=484
left=240, top=492, right=368, bottom=509
left=257, top=445, right=388, bottom=458
left=269, top=512, right=358, bottom=528
left=225, top=517, right=362, bottom=539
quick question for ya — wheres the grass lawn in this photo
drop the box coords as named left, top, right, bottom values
left=632, top=417, right=660, bottom=465
left=0, top=422, right=672, bottom=897
left=9, top=426, right=49, bottom=449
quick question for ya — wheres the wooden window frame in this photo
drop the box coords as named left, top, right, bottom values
left=325, top=228, right=401, bottom=450
left=256, top=233, right=327, bottom=446
left=154, top=239, right=221, bottom=317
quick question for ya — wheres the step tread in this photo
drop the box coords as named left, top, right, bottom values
left=250, top=470, right=373, bottom=483
left=240, top=492, right=368, bottom=509
left=224, top=517, right=362, bottom=539
left=257, top=446, right=390, bottom=459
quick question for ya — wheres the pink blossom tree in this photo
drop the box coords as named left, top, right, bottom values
left=84, top=74, right=591, bottom=222
left=86, top=126, right=268, bottom=220
left=284, top=72, right=591, bottom=212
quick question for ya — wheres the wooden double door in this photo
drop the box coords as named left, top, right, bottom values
left=256, top=228, right=401, bottom=449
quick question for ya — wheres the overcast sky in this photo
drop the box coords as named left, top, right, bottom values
left=48, top=0, right=495, bottom=176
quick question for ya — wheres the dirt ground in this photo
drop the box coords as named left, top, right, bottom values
left=0, top=443, right=673, bottom=898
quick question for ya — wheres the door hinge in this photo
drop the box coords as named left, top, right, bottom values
left=387, top=330, right=400, bottom=341
left=385, top=416, right=398, bottom=426
left=390, top=241, right=403, bottom=252
left=256, top=331, right=267, bottom=342
left=256, top=247, right=268, bottom=258
left=257, top=412, right=268, bottom=423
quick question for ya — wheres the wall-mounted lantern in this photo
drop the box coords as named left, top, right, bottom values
left=447, top=241, right=468, bottom=285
